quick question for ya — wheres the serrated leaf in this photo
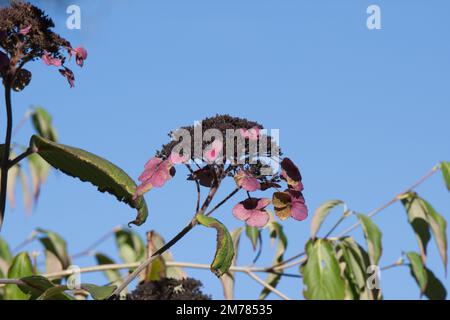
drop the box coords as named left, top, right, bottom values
left=260, top=222, right=287, bottom=300
left=30, top=135, right=148, bottom=226
left=401, top=193, right=431, bottom=263
left=115, top=229, right=145, bottom=264
left=37, top=228, right=71, bottom=269
left=196, top=214, right=234, bottom=277
left=311, top=200, right=344, bottom=239
left=441, top=162, right=450, bottom=191
left=95, top=253, right=122, bottom=285
left=220, top=227, right=243, bottom=300
left=357, top=214, right=382, bottom=266
left=5, top=252, right=34, bottom=300
left=31, top=107, right=58, bottom=142
left=245, top=226, right=259, bottom=251
left=406, top=252, right=428, bottom=294
left=302, top=239, right=346, bottom=300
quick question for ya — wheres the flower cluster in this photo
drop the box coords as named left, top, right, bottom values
left=135, top=115, right=308, bottom=228
left=0, top=2, right=87, bottom=89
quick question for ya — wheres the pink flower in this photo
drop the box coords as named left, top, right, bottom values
left=204, top=139, right=223, bottom=163
left=240, top=127, right=260, bottom=141
left=289, top=191, right=308, bottom=221
left=234, top=170, right=260, bottom=192
left=232, top=198, right=271, bottom=228
left=134, top=157, right=175, bottom=198
left=281, top=157, right=303, bottom=192
left=19, top=25, right=31, bottom=35
left=59, top=67, right=75, bottom=88
left=42, top=51, right=62, bottom=67
left=272, top=190, right=308, bottom=221
left=70, top=46, right=88, bottom=67
left=169, top=151, right=189, bottom=165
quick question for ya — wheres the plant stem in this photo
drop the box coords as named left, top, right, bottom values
left=109, top=183, right=221, bottom=298
left=336, top=164, right=440, bottom=238
left=8, top=147, right=34, bottom=168
left=0, top=84, right=13, bottom=231
left=271, top=164, right=441, bottom=271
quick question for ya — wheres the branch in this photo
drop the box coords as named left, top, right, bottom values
left=109, top=183, right=221, bottom=298
left=71, top=225, right=123, bottom=259
left=336, top=164, right=440, bottom=238
left=0, top=84, right=13, bottom=231
left=185, top=164, right=201, bottom=212
left=245, top=271, right=291, bottom=300
left=271, top=164, right=441, bottom=271
left=205, top=187, right=240, bottom=217
left=8, top=147, right=35, bottom=168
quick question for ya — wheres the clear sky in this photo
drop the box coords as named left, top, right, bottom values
left=1, top=0, right=449, bottom=299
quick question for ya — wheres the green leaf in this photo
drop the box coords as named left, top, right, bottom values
left=196, top=214, right=234, bottom=277
left=421, top=200, right=447, bottom=272
left=336, top=237, right=380, bottom=300
left=0, top=237, right=12, bottom=278
left=115, top=229, right=145, bottom=264
left=423, top=269, right=447, bottom=300
left=401, top=193, right=447, bottom=271
left=19, top=276, right=72, bottom=300
left=5, top=252, right=34, bottom=300
left=310, top=200, right=345, bottom=239
left=37, top=228, right=71, bottom=269
left=406, top=252, right=428, bottom=294
left=302, top=239, right=346, bottom=300
left=260, top=222, right=287, bottom=300
left=401, top=193, right=431, bottom=262
left=30, top=135, right=148, bottom=226
left=80, top=284, right=117, bottom=300
left=31, top=107, right=58, bottom=142
left=245, top=226, right=260, bottom=251
left=357, top=214, right=383, bottom=266
left=95, top=253, right=122, bottom=285
left=441, top=162, right=450, bottom=191
left=220, top=227, right=243, bottom=300
left=0, top=236, right=12, bottom=263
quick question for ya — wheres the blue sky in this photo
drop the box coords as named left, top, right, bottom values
left=1, top=0, right=449, bottom=299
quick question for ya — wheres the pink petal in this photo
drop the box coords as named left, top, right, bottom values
left=204, top=140, right=223, bottom=162
left=170, top=152, right=188, bottom=164
left=291, top=200, right=308, bottom=221
left=232, top=203, right=251, bottom=221
left=256, top=198, right=271, bottom=210
left=242, top=175, right=260, bottom=192
left=240, top=127, right=260, bottom=141
left=246, top=210, right=270, bottom=228
left=19, top=25, right=31, bottom=35
left=42, top=51, right=62, bottom=67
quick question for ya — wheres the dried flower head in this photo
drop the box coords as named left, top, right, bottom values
left=0, top=1, right=87, bottom=88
